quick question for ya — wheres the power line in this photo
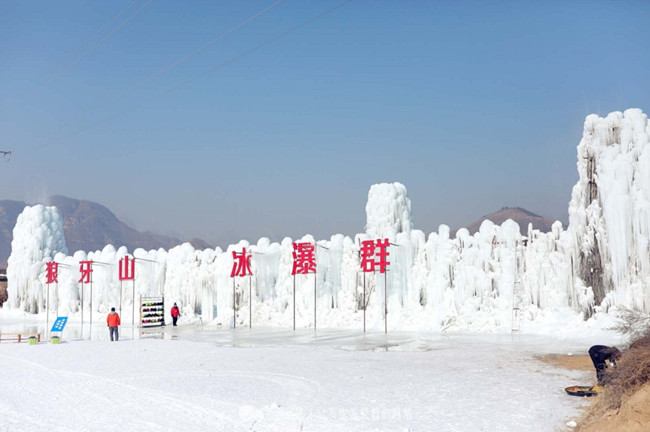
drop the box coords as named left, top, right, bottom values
left=4, top=0, right=141, bottom=104
left=43, top=0, right=355, bottom=148
left=6, top=0, right=154, bottom=112
left=53, top=0, right=284, bottom=134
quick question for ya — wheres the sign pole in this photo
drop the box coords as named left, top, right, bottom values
left=249, top=275, right=252, bottom=329
left=363, top=272, right=366, bottom=333
left=132, top=279, right=135, bottom=327
left=90, top=269, right=93, bottom=338
left=293, top=274, right=296, bottom=330
left=384, top=270, right=387, bottom=334
left=119, top=280, right=123, bottom=319
left=232, top=278, right=236, bottom=329
left=45, top=283, right=50, bottom=339
left=81, top=282, right=84, bottom=330
left=314, top=273, right=317, bottom=331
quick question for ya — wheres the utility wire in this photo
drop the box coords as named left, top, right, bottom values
left=43, top=0, right=355, bottom=148
left=4, top=0, right=141, bottom=104
left=6, top=0, right=154, bottom=112
left=54, top=0, right=284, bottom=134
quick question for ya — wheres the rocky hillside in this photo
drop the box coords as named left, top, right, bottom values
left=0, top=200, right=27, bottom=267
left=0, top=196, right=211, bottom=265
left=459, top=207, right=558, bottom=236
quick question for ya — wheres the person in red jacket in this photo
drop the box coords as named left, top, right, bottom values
left=171, top=303, right=180, bottom=326
left=107, top=307, right=121, bottom=341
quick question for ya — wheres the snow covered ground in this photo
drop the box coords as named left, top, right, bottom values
left=0, top=313, right=623, bottom=432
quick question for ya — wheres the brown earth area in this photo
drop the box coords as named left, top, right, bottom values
left=539, top=354, right=650, bottom=432
left=0, top=280, right=7, bottom=306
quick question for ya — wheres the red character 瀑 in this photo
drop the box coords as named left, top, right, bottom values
left=292, top=242, right=316, bottom=275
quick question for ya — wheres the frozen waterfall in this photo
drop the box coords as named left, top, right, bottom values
left=4, top=109, right=650, bottom=332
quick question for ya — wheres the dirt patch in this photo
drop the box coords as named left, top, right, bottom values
left=0, top=280, right=7, bottom=307
left=575, top=383, right=650, bottom=432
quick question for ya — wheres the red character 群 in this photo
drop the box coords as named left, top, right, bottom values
left=360, top=239, right=390, bottom=274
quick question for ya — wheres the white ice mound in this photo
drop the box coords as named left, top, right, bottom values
left=365, top=182, right=412, bottom=238
left=7, top=205, right=68, bottom=312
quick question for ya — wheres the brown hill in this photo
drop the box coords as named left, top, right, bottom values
left=459, top=207, right=558, bottom=236
left=0, top=196, right=212, bottom=264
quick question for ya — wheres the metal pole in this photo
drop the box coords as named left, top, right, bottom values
left=249, top=275, right=252, bottom=329
left=80, top=281, right=84, bottom=338
left=119, top=281, right=123, bottom=319
left=132, top=279, right=135, bottom=327
left=293, top=274, right=296, bottom=330
left=232, top=278, right=236, bottom=329
left=314, top=273, right=317, bottom=331
left=46, top=283, right=50, bottom=336
left=90, top=269, right=93, bottom=338
left=363, top=272, right=366, bottom=333
left=384, top=270, right=387, bottom=334
left=56, top=281, right=59, bottom=317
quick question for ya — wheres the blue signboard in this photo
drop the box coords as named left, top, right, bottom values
left=51, top=317, right=68, bottom=332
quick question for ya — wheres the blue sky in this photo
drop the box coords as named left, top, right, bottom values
left=1, top=0, right=649, bottom=247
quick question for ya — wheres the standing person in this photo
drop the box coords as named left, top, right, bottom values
left=107, top=307, right=121, bottom=341
left=588, top=345, right=622, bottom=385
left=171, top=302, right=180, bottom=326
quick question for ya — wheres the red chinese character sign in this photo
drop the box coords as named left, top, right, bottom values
left=230, top=248, right=253, bottom=329
left=292, top=242, right=316, bottom=275
left=78, top=260, right=93, bottom=283
left=360, top=239, right=390, bottom=273
left=359, top=238, right=391, bottom=334
left=46, top=262, right=59, bottom=284
left=119, top=256, right=135, bottom=280
left=118, top=255, right=136, bottom=327
left=230, top=248, right=253, bottom=277
left=291, top=242, right=318, bottom=331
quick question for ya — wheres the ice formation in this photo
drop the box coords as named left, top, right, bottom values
left=4, top=109, right=650, bottom=332
left=365, top=182, right=412, bottom=238
left=6, top=205, right=67, bottom=313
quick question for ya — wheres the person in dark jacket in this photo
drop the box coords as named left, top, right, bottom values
left=107, top=307, right=121, bottom=341
left=588, top=345, right=622, bottom=385
left=171, top=303, right=180, bottom=326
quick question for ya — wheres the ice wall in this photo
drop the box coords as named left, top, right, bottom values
left=567, top=108, right=650, bottom=313
left=5, top=109, right=650, bottom=331
left=6, top=205, right=68, bottom=313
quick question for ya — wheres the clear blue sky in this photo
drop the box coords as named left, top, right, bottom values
left=1, top=0, right=649, bottom=247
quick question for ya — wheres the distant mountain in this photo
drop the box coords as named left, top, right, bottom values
left=0, top=200, right=27, bottom=267
left=458, top=207, right=558, bottom=236
left=0, top=196, right=212, bottom=265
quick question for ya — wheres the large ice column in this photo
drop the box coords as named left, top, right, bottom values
left=567, top=108, right=650, bottom=312
left=7, top=205, right=68, bottom=312
left=365, top=182, right=412, bottom=238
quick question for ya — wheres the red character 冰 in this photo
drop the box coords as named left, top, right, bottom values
left=230, top=248, right=253, bottom=277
